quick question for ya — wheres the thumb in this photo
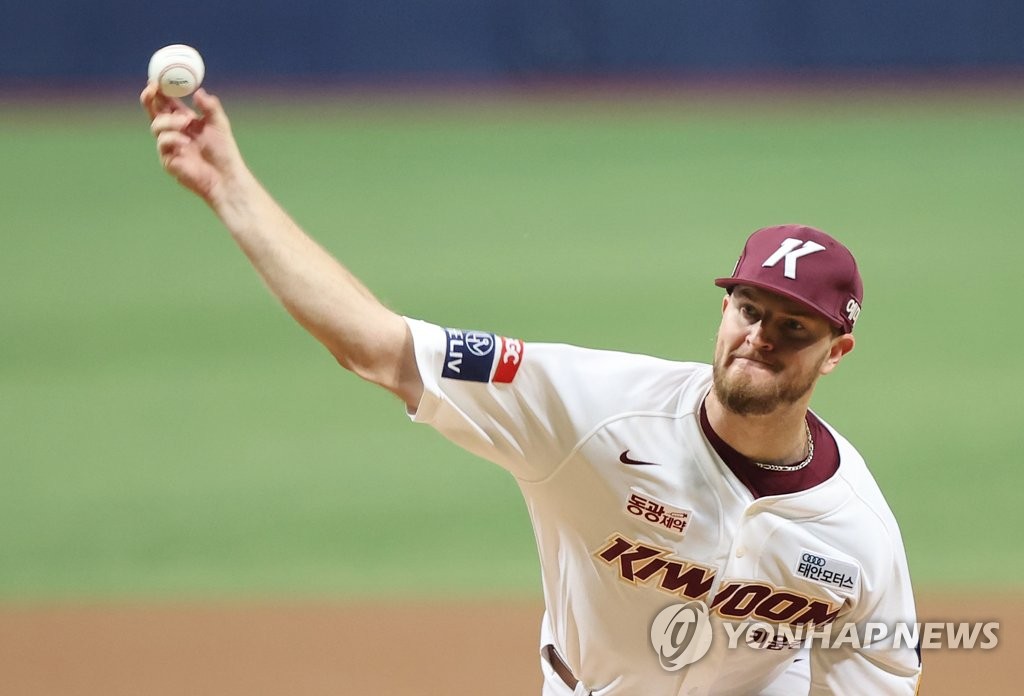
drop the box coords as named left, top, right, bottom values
left=193, top=89, right=230, bottom=128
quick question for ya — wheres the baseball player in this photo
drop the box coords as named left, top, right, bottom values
left=142, top=84, right=922, bottom=695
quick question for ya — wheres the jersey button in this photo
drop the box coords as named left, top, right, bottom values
left=735, top=547, right=746, bottom=558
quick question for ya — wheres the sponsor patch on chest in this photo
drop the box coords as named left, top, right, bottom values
left=441, top=328, right=523, bottom=383
left=625, top=489, right=691, bottom=537
left=795, top=549, right=859, bottom=594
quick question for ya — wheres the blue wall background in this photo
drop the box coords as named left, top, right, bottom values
left=3, top=1, right=1023, bottom=82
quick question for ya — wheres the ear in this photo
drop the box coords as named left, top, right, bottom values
left=721, top=294, right=730, bottom=315
left=819, top=334, right=855, bottom=375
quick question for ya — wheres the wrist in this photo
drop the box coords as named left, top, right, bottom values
left=206, top=163, right=258, bottom=221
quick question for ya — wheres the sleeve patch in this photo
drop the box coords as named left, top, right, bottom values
left=493, top=336, right=524, bottom=383
left=441, top=328, right=524, bottom=383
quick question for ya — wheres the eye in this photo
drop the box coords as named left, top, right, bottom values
left=738, top=303, right=761, bottom=321
left=784, top=319, right=806, bottom=333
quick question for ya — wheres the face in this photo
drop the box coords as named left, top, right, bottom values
left=712, top=286, right=854, bottom=416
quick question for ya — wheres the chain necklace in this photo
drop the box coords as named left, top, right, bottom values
left=753, top=420, right=814, bottom=472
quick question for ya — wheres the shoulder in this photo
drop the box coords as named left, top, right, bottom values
left=826, top=423, right=905, bottom=532
left=527, top=340, right=707, bottom=379
left=517, top=340, right=712, bottom=413
left=795, top=421, right=912, bottom=581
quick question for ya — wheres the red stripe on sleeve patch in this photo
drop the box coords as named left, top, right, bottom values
left=493, top=337, right=524, bottom=383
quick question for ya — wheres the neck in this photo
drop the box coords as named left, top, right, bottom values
left=704, top=390, right=810, bottom=465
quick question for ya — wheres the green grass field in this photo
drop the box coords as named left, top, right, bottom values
left=2, top=86, right=1022, bottom=600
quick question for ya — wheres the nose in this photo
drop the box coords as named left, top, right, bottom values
left=746, top=321, right=774, bottom=351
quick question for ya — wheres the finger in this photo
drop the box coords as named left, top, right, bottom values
left=141, top=82, right=197, bottom=120
left=140, top=82, right=164, bottom=120
left=157, top=130, right=192, bottom=157
left=150, top=112, right=195, bottom=137
left=192, top=89, right=230, bottom=129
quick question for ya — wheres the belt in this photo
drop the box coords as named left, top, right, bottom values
left=543, top=644, right=588, bottom=693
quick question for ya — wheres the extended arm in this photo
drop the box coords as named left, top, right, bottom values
left=141, top=84, right=423, bottom=408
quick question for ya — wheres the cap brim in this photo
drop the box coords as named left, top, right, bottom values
left=714, top=277, right=845, bottom=331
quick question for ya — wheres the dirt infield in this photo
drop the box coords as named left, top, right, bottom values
left=0, top=593, right=1012, bottom=695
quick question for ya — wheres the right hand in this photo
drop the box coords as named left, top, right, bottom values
left=140, top=83, right=248, bottom=205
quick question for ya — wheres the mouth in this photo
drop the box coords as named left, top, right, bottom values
left=730, top=355, right=779, bottom=372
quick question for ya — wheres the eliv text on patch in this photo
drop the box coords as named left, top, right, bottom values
left=441, top=328, right=524, bottom=383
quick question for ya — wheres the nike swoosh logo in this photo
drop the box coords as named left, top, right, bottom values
left=619, top=450, right=660, bottom=466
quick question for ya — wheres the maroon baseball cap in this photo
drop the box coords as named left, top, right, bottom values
left=714, top=224, right=864, bottom=333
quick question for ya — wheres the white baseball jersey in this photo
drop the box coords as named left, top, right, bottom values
left=403, top=318, right=921, bottom=695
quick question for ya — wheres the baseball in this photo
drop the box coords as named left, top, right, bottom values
left=148, top=44, right=205, bottom=98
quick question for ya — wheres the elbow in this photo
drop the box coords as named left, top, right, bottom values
left=328, top=341, right=424, bottom=411
left=330, top=345, right=379, bottom=383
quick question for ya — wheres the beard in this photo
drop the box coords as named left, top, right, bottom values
left=712, top=352, right=820, bottom=416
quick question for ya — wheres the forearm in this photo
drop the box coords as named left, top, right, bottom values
left=209, top=167, right=414, bottom=397
left=142, top=85, right=421, bottom=405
